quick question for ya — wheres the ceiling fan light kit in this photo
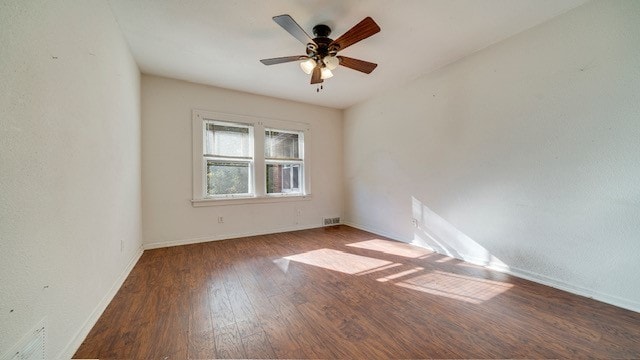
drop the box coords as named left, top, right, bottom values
left=320, top=67, right=333, bottom=80
left=299, top=58, right=316, bottom=74
left=260, top=14, right=380, bottom=90
left=323, top=55, right=340, bottom=70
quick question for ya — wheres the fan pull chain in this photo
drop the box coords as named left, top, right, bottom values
left=316, top=84, right=324, bottom=93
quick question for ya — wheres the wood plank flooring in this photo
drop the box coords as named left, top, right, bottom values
left=74, top=226, right=640, bottom=358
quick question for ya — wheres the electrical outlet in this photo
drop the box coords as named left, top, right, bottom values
left=218, top=216, right=224, bottom=223
left=411, top=218, right=419, bottom=227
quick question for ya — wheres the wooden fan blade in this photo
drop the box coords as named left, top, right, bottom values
left=337, top=56, right=378, bottom=74
left=273, top=14, right=316, bottom=46
left=330, top=17, right=380, bottom=51
left=260, top=56, right=307, bottom=65
left=310, top=66, right=322, bottom=84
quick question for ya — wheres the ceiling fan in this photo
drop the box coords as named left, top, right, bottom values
left=260, top=14, right=381, bottom=87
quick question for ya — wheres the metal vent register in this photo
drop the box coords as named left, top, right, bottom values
left=323, top=217, right=341, bottom=226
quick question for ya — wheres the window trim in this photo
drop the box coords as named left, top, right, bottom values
left=192, top=110, right=311, bottom=206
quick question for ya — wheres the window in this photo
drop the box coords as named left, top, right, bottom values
left=265, top=129, right=303, bottom=194
left=204, top=122, right=253, bottom=196
left=192, top=110, right=310, bottom=205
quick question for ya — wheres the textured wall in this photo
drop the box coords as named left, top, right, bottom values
left=0, top=1, right=142, bottom=358
left=344, top=0, right=640, bottom=311
left=141, top=75, right=343, bottom=247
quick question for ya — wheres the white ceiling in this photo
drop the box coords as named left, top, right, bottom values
left=108, top=0, right=588, bottom=109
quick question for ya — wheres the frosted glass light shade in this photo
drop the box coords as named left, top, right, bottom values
left=299, top=58, right=316, bottom=75
left=320, top=67, right=333, bottom=79
left=323, top=55, right=339, bottom=70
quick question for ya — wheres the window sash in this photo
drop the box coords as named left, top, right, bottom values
left=205, top=159, right=253, bottom=197
left=203, top=120, right=254, bottom=198
left=266, top=162, right=303, bottom=195
left=264, top=128, right=303, bottom=161
left=205, top=121, right=253, bottom=158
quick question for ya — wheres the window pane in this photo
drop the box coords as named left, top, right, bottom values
left=282, top=166, right=291, bottom=190
left=206, top=123, right=251, bottom=157
left=292, top=165, right=299, bottom=188
left=265, top=130, right=300, bottom=159
left=266, top=164, right=283, bottom=194
left=207, top=161, right=249, bottom=195
left=266, top=164, right=301, bottom=194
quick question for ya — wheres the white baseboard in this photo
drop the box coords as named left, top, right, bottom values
left=498, top=264, right=640, bottom=313
left=344, top=220, right=640, bottom=314
left=143, top=223, right=323, bottom=250
left=342, top=221, right=408, bottom=244
left=58, top=245, right=144, bottom=359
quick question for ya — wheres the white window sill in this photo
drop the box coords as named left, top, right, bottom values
left=191, top=194, right=312, bottom=207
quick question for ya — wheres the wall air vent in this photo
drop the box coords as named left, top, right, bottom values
left=5, top=319, right=45, bottom=360
left=323, top=217, right=341, bottom=226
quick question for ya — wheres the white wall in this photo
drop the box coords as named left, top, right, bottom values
left=0, top=1, right=142, bottom=358
left=141, top=75, right=342, bottom=247
left=344, top=0, right=640, bottom=311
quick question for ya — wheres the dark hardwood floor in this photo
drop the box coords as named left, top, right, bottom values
left=74, top=226, right=640, bottom=359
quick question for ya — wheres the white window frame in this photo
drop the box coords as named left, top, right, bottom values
left=192, top=110, right=311, bottom=206
left=265, top=127, right=304, bottom=196
left=203, top=120, right=254, bottom=198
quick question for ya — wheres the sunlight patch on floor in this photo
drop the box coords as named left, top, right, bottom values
left=355, top=262, right=403, bottom=276
left=377, top=267, right=424, bottom=282
left=272, top=258, right=290, bottom=273
left=396, top=270, right=513, bottom=304
left=284, top=248, right=393, bottom=274
left=347, top=239, right=433, bottom=258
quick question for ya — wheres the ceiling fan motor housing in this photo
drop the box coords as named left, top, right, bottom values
left=312, top=24, right=331, bottom=38
left=308, top=24, right=338, bottom=58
